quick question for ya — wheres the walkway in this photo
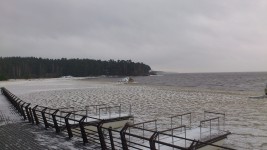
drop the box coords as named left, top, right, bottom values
left=0, top=93, right=49, bottom=149
left=0, top=91, right=99, bottom=150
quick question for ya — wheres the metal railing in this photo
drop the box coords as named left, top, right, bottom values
left=1, top=87, right=235, bottom=150
left=0, top=87, right=132, bottom=149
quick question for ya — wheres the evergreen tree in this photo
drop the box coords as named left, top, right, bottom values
left=0, top=57, right=151, bottom=79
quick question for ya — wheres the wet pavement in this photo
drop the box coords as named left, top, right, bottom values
left=0, top=93, right=49, bottom=149
left=0, top=91, right=99, bottom=150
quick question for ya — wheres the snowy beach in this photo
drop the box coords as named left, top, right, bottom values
left=1, top=75, right=267, bottom=150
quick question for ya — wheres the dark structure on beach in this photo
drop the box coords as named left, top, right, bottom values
left=0, top=57, right=151, bottom=80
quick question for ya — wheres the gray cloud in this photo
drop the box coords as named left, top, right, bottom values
left=1, top=0, right=267, bottom=72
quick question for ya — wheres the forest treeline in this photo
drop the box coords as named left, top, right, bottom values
left=0, top=57, right=151, bottom=80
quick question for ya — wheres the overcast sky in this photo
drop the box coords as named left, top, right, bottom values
left=1, top=0, right=267, bottom=73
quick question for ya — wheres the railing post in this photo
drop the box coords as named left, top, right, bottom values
left=120, top=123, right=129, bottom=150
left=149, top=132, right=159, bottom=150
left=200, top=123, right=202, bottom=140
left=17, top=100, right=23, bottom=115
left=190, top=113, right=192, bottom=129
left=64, top=113, right=73, bottom=139
left=129, top=104, right=132, bottom=115
left=52, top=109, right=60, bottom=133
left=11, top=96, right=16, bottom=105
left=99, top=108, right=101, bottom=119
left=119, top=104, right=121, bottom=117
left=32, top=105, right=39, bottom=125
left=185, top=126, right=187, bottom=147
left=109, top=107, right=111, bottom=118
left=223, top=113, right=226, bottom=131
left=29, top=107, right=34, bottom=124
left=25, top=103, right=32, bottom=122
left=21, top=102, right=27, bottom=120
left=15, top=99, right=21, bottom=112
left=210, top=120, right=211, bottom=139
left=189, top=140, right=197, bottom=150
left=97, top=121, right=107, bottom=149
left=41, top=107, right=49, bottom=129
left=79, top=116, right=88, bottom=145
left=108, top=127, right=115, bottom=150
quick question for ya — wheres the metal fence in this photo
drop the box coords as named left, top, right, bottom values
left=1, top=87, right=235, bottom=150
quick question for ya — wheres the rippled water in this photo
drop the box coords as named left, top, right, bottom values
left=94, top=72, right=267, bottom=93
left=1, top=72, right=267, bottom=149
left=134, top=72, right=267, bottom=93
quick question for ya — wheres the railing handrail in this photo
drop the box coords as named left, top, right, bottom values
left=131, top=119, right=157, bottom=126
left=204, top=110, right=225, bottom=116
left=159, top=125, right=186, bottom=133
left=130, top=126, right=156, bottom=133
left=169, top=112, right=191, bottom=118
left=1, top=87, right=234, bottom=150
left=200, top=117, right=220, bottom=124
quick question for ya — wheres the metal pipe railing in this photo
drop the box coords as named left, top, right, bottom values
left=170, top=112, right=191, bottom=129
left=1, top=87, right=235, bottom=150
left=200, top=117, right=220, bottom=140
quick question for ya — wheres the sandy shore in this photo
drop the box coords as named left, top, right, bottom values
left=1, top=78, right=267, bottom=149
